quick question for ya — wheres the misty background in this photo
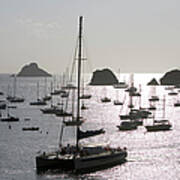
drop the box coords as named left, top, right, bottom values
left=0, top=0, right=180, bottom=74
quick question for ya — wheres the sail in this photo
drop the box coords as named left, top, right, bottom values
left=78, top=128, right=105, bottom=140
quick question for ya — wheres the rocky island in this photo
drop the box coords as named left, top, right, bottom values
left=147, top=78, right=159, bottom=86
left=17, top=62, right=52, bottom=77
left=160, top=69, right=180, bottom=85
left=89, top=68, right=118, bottom=85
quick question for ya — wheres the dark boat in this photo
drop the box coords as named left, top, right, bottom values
left=1, top=115, right=19, bottom=122
left=8, top=96, right=24, bottom=103
left=149, top=96, right=159, bottom=102
left=148, top=105, right=156, bottom=110
left=22, top=127, right=39, bottom=131
left=145, top=95, right=172, bottom=132
left=7, top=76, right=25, bottom=103
left=36, top=17, right=127, bottom=173
left=81, top=103, right=88, bottom=110
left=41, top=106, right=63, bottom=114
left=174, top=101, right=180, bottom=107
left=55, top=109, right=72, bottom=117
left=30, top=99, right=47, bottom=106
left=168, top=91, right=178, bottom=96
left=145, top=120, right=171, bottom=132
left=80, top=94, right=92, bottom=99
left=0, top=102, right=6, bottom=109
left=30, top=82, right=47, bottom=106
left=43, top=95, right=52, bottom=101
left=61, top=92, right=69, bottom=98
left=117, top=121, right=137, bottom=131
left=101, top=97, right=111, bottom=103
left=114, top=100, right=123, bottom=105
left=61, top=83, right=76, bottom=90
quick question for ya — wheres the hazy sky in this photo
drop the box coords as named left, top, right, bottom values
left=0, top=0, right=180, bottom=74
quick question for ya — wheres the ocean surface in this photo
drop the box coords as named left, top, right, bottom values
left=0, top=73, right=180, bottom=180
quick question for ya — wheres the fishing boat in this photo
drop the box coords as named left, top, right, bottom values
left=36, top=16, right=127, bottom=173
left=145, top=95, right=172, bottom=132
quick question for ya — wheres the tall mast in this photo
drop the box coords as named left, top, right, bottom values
left=76, top=16, right=83, bottom=148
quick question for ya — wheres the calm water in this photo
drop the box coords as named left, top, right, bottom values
left=0, top=73, right=180, bottom=180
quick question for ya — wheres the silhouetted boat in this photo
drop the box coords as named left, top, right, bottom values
left=149, top=96, right=159, bottom=102
left=81, top=103, right=88, bottom=110
left=145, top=95, right=172, bottom=132
left=1, top=116, right=19, bottom=122
left=36, top=17, right=127, bottom=173
left=148, top=105, right=156, bottom=110
left=174, top=100, right=180, bottom=107
left=113, top=69, right=128, bottom=89
left=80, top=94, right=92, bottom=99
left=145, top=120, right=171, bottom=132
left=117, top=121, right=137, bottom=131
left=42, top=78, right=52, bottom=101
left=61, top=91, right=69, bottom=98
left=0, top=107, right=19, bottom=122
left=101, top=97, right=111, bottom=103
left=62, top=83, right=76, bottom=90
left=22, top=127, right=39, bottom=131
left=41, top=105, right=62, bottom=114
left=30, top=99, right=47, bottom=106
left=30, top=82, right=47, bottom=106
left=0, top=102, right=6, bottom=109
left=113, top=100, right=123, bottom=105
left=7, top=76, right=24, bottom=103
left=55, top=109, right=72, bottom=117
left=168, top=91, right=178, bottom=96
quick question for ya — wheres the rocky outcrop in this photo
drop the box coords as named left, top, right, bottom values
left=147, top=78, right=159, bottom=86
left=89, top=68, right=118, bottom=85
left=160, top=69, right=180, bottom=85
left=17, top=62, right=52, bottom=77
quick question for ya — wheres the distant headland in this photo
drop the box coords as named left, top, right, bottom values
left=160, top=69, right=180, bottom=85
left=147, top=78, right=159, bottom=86
left=89, top=68, right=118, bottom=85
left=17, top=62, right=52, bottom=77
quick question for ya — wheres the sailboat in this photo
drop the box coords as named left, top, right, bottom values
left=0, top=106, right=19, bottom=122
left=42, top=78, right=52, bottom=101
left=145, top=95, right=172, bottom=132
left=113, top=69, right=128, bottom=89
left=113, top=89, right=123, bottom=105
left=7, top=75, right=25, bottom=103
left=36, top=16, right=127, bottom=173
left=30, top=82, right=47, bottom=106
left=79, top=58, right=91, bottom=100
